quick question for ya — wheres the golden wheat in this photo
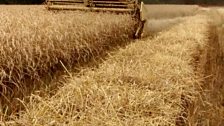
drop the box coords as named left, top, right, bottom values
left=11, top=14, right=208, bottom=126
left=0, top=5, right=135, bottom=113
left=0, top=4, right=217, bottom=125
left=0, top=4, right=200, bottom=114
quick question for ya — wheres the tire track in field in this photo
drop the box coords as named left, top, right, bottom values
left=190, top=11, right=224, bottom=125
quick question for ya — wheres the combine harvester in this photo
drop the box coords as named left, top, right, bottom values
left=46, top=0, right=147, bottom=38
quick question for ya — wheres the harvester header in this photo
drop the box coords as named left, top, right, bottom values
left=46, top=0, right=146, bottom=38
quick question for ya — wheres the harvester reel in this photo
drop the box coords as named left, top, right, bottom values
left=46, top=0, right=146, bottom=39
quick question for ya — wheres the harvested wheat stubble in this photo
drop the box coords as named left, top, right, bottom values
left=143, top=5, right=199, bottom=19
left=142, top=17, right=186, bottom=37
left=12, top=15, right=208, bottom=125
left=0, top=6, right=135, bottom=113
left=141, top=5, right=201, bottom=37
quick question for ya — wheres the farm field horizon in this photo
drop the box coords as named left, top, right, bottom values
left=0, top=4, right=223, bottom=126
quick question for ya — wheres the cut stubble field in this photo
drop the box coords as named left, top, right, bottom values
left=143, top=4, right=199, bottom=19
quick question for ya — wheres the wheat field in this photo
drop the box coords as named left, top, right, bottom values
left=0, top=4, right=223, bottom=126
left=0, top=5, right=135, bottom=114
left=9, top=14, right=208, bottom=126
